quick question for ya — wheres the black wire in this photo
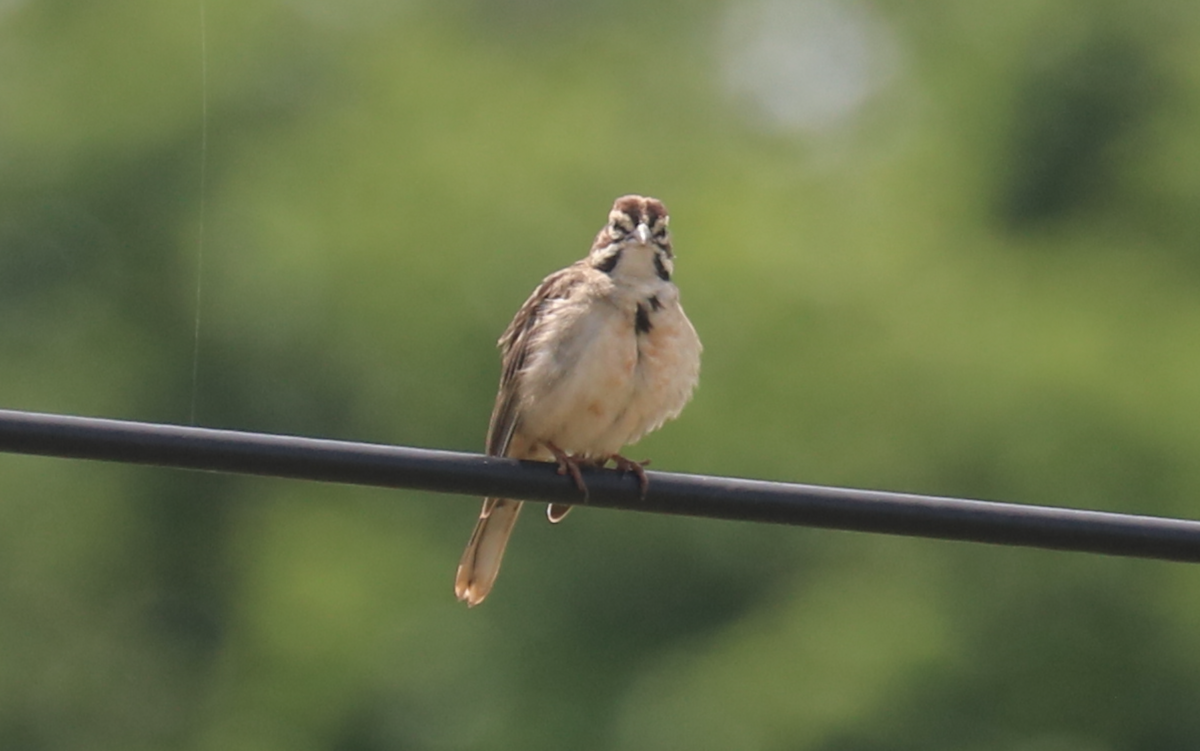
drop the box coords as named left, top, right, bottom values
left=0, top=407, right=1198, bottom=562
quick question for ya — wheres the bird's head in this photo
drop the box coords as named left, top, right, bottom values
left=588, top=195, right=674, bottom=282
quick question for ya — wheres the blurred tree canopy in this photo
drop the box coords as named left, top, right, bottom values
left=3, top=0, right=1200, bottom=749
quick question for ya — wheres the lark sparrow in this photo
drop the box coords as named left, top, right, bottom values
left=454, top=195, right=702, bottom=606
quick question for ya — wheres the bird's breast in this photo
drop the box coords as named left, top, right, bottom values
left=515, top=285, right=700, bottom=456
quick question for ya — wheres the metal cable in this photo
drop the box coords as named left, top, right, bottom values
left=0, top=408, right=1197, bottom=562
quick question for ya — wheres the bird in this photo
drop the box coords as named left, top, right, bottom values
left=454, top=195, right=702, bottom=606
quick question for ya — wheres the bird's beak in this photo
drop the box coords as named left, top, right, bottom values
left=635, top=223, right=652, bottom=245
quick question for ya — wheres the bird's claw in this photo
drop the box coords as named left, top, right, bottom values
left=610, top=454, right=651, bottom=499
left=546, top=442, right=589, bottom=499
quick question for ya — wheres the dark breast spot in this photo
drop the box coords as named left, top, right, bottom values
left=635, top=303, right=653, bottom=335
left=648, top=295, right=662, bottom=311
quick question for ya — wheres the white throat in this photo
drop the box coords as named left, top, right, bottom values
left=610, top=242, right=667, bottom=288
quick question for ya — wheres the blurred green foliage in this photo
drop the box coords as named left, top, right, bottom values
left=3, top=0, right=1200, bottom=748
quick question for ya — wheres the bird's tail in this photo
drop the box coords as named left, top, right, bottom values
left=454, top=498, right=523, bottom=606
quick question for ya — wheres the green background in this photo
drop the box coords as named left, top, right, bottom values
left=3, top=0, right=1200, bottom=748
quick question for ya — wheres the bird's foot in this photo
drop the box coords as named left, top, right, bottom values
left=546, top=442, right=589, bottom=498
left=609, top=454, right=651, bottom=499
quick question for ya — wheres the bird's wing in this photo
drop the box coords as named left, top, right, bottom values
left=485, top=263, right=588, bottom=457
